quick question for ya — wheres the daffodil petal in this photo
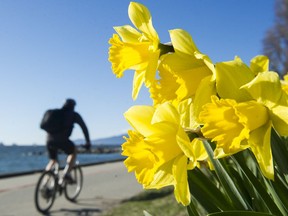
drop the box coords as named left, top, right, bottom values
left=151, top=102, right=179, bottom=125
left=250, top=55, right=269, bottom=74
left=169, top=29, right=198, bottom=56
left=114, top=25, right=142, bottom=43
left=132, top=70, right=145, bottom=100
left=146, top=123, right=182, bottom=162
left=241, top=71, right=284, bottom=108
left=191, top=139, right=208, bottom=161
left=173, top=155, right=190, bottom=206
left=194, top=51, right=215, bottom=75
left=178, top=98, right=194, bottom=129
left=128, top=2, right=159, bottom=43
left=145, top=159, right=174, bottom=189
left=270, top=105, right=288, bottom=136
left=216, top=58, right=254, bottom=102
left=192, top=75, right=216, bottom=124
left=235, top=100, right=269, bottom=131
left=124, top=105, right=155, bottom=137
left=144, top=49, right=160, bottom=87
left=176, top=127, right=195, bottom=159
left=249, top=121, right=274, bottom=180
left=163, top=54, right=212, bottom=100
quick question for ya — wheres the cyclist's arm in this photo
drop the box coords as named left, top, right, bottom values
left=74, top=113, right=91, bottom=146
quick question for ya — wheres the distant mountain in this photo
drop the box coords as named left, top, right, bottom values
left=74, top=133, right=128, bottom=146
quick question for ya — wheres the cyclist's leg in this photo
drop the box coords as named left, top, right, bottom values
left=63, top=147, right=76, bottom=175
left=45, top=142, right=58, bottom=171
left=59, top=140, right=76, bottom=180
left=45, top=159, right=57, bottom=171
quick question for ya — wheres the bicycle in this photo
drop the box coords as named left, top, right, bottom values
left=34, top=160, right=83, bottom=214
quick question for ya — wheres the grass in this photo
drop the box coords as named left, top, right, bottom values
left=103, top=187, right=188, bottom=216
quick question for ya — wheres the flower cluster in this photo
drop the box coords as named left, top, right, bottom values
left=108, top=2, right=288, bottom=206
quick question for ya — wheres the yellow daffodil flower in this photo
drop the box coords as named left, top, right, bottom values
left=199, top=96, right=273, bottom=179
left=200, top=72, right=288, bottom=179
left=122, top=102, right=197, bottom=206
left=108, top=2, right=160, bottom=100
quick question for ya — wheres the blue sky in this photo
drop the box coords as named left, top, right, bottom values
left=0, top=0, right=274, bottom=145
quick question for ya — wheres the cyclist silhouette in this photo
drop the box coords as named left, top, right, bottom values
left=41, top=98, right=91, bottom=183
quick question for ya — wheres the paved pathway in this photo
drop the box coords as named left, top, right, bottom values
left=0, top=161, right=143, bottom=216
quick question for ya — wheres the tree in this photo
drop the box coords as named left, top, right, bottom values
left=263, top=0, right=288, bottom=77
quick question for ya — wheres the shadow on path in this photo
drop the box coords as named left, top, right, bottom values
left=59, top=207, right=101, bottom=215
left=47, top=207, right=102, bottom=216
left=45, top=197, right=103, bottom=216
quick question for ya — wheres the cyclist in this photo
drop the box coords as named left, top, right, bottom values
left=42, top=98, right=91, bottom=184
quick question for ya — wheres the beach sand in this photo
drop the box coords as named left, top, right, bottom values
left=0, top=161, right=143, bottom=216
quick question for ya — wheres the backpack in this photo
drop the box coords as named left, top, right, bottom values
left=40, top=109, right=66, bottom=133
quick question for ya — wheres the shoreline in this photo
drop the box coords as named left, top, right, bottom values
left=0, top=158, right=124, bottom=179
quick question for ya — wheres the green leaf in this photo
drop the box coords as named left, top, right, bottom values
left=188, top=168, right=234, bottom=212
left=270, top=174, right=288, bottom=209
left=271, top=129, right=288, bottom=175
left=233, top=154, right=284, bottom=215
left=230, top=153, right=270, bottom=212
left=263, top=174, right=288, bottom=214
left=202, top=140, right=250, bottom=210
left=207, top=211, right=275, bottom=216
left=187, top=199, right=201, bottom=216
left=224, top=165, right=254, bottom=208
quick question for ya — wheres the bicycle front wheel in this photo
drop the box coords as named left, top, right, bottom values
left=34, top=171, right=57, bottom=213
left=64, top=165, right=83, bottom=202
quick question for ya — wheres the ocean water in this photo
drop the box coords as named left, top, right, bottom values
left=0, top=145, right=124, bottom=176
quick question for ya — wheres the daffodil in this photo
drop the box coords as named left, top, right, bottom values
left=199, top=96, right=273, bottom=179
left=108, top=2, right=160, bottom=100
left=200, top=71, right=288, bottom=179
left=122, top=102, right=197, bottom=206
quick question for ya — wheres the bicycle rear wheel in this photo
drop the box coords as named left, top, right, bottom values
left=34, top=171, right=57, bottom=213
left=64, top=165, right=83, bottom=202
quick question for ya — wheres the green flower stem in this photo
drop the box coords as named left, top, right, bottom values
left=158, top=43, right=174, bottom=56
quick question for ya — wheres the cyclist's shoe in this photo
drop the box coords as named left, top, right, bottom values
left=63, top=173, right=76, bottom=184
left=40, top=187, right=53, bottom=199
